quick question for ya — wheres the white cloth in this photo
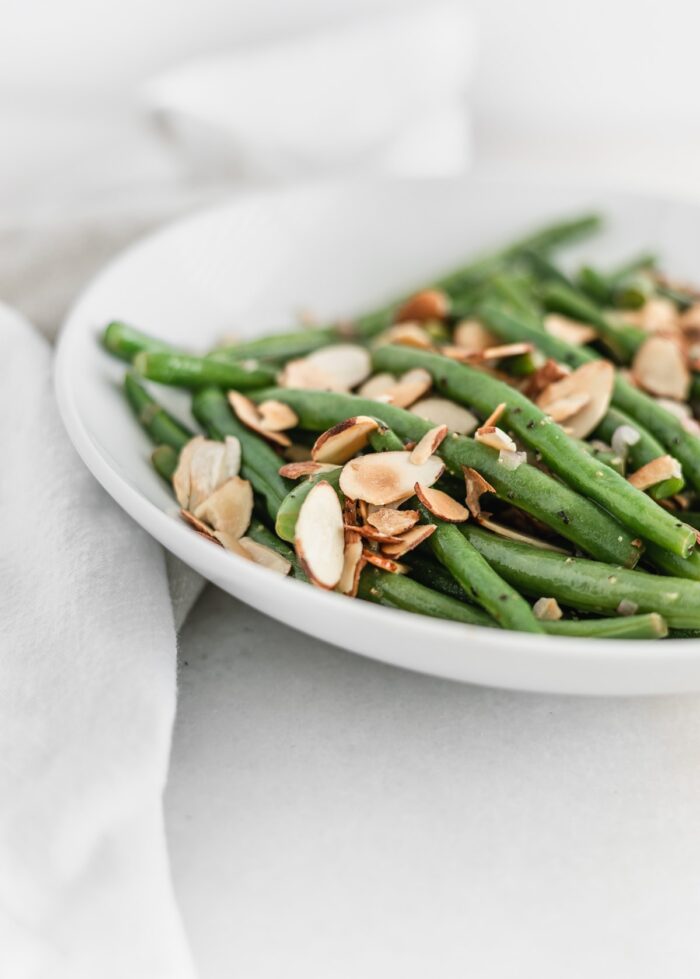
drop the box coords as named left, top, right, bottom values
left=0, top=304, right=195, bottom=979
left=144, top=1, right=474, bottom=182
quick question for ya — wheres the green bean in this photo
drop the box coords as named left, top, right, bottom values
left=644, top=542, right=700, bottom=582
left=134, top=351, right=276, bottom=390
left=211, top=327, right=338, bottom=363
left=368, top=423, right=405, bottom=452
left=461, top=524, right=700, bottom=629
left=416, top=504, right=544, bottom=633
left=593, top=406, right=684, bottom=500
left=361, top=566, right=667, bottom=638
left=275, top=468, right=343, bottom=542
left=151, top=444, right=179, bottom=482
left=371, top=345, right=696, bottom=557
left=479, top=302, right=700, bottom=495
left=191, top=387, right=291, bottom=521
left=123, top=372, right=193, bottom=451
left=103, top=321, right=181, bottom=361
left=540, top=281, right=646, bottom=362
left=252, top=387, right=642, bottom=566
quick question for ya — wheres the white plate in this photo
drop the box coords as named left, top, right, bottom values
left=55, top=178, right=700, bottom=696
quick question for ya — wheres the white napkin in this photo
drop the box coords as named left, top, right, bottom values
left=144, top=1, right=475, bottom=182
left=0, top=303, right=195, bottom=979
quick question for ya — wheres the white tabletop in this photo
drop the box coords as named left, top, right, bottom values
left=167, top=586, right=700, bottom=979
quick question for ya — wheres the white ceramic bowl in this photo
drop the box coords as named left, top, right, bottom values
left=55, top=178, right=700, bottom=695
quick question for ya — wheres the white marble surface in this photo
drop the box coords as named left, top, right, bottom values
left=168, top=587, right=700, bottom=979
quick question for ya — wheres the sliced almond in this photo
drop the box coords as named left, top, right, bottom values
left=294, top=480, right=345, bottom=589
left=410, top=425, right=448, bottom=465
left=180, top=436, right=242, bottom=512
left=537, top=360, right=615, bottom=439
left=340, top=450, right=443, bottom=505
left=480, top=342, right=534, bottom=361
left=387, top=368, right=433, bottom=408
left=386, top=322, right=434, bottom=349
left=257, top=400, right=299, bottom=432
left=311, top=415, right=379, bottom=464
left=180, top=508, right=222, bottom=544
left=474, top=425, right=517, bottom=453
left=305, top=344, right=372, bottom=390
left=395, top=288, right=450, bottom=323
left=357, top=373, right=397, bottom=400
left=481, top=401, right=507, bottom=430
left=279, top=461, right=339, bottom=479
left=543, top=392, right=591, bottom=423
left=366, top=508, right=419, bottom=536
left=336, top=539, right=365, bottom=596
left=522, top=359, right=571, bottom=398
left=632, top=335, right=690, bottom=400
left=228, top=390, right=292, bottom=447
left=237, top=537, right=292, bottom=575
left=628, top=454, right=682, bottom=491
left=463, top=467, right=497, bottom=519
left=414, top=483, right=469, bottom=522
left=212, top=531, right=254, bottom=557
left=409, top=397, right=478, bottom=435
left=194, top=476, right=253, bottom=541
left=278, top=358, right=343, bottom=391
left=381, top=523, right=436, bottom=558
left=345, top=524, right=403, bottom=545
left=361, top=550, right=410, bottom=574
left=624, top=297, right=678, bottom=334
left=477, top=517, right=570, bottom=553
left=544, top=313, right=597, bottom=345
left=453, top=319, right=497, bottom=354
left=533, top=597, right=563, bottom=621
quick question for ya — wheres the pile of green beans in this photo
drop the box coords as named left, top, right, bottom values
left=102, top=211, right=700, bottom=643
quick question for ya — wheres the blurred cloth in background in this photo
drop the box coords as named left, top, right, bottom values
left=0, top=1, right=473, bottom=335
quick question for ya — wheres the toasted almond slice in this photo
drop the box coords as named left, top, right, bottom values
left=361, top=550, right=410, bottom=574
left=180, top=508, right=222, bottom=544
left=625, top=297, right=679, bottom=334
left=628, top=454, right=682, bottom=491
left=194, top=475, right=253, bottom=541
left=311, top=415, right=379, bottom=464
left=305, top=344, right=372, bottom=390
left=337, top=539, right=365, bottom=596
left=278, top=358, right=343, bottom=391
left=463, top=467, right=497, bottom=519
left=279, top=460, right=340, bottom=479
left=366, top=508, right=419, bottom=536
left=228, top=390, right=292, bottom=447
left=386, top=322, right=434, bottom=349
left=480, top=342, right=534, bottom=361
left=340, top=450, right=444, bottom=505
left=453, top=319, right=497, bottom=354
left=345, top=524, right=403, bottom=544
left=632, top=335, right=691, bottom=400
left=481, top=402, right=507, bottom=430
left=544, top=313, right=597, bottom=345
left=409, top=397, right=478, bottom=435
left=173, top=436, right=202, bottom=508
left=395, top=288, right=450, bottom=323
left=294, top=480, right=345, bottom=589
left=533, top=597, right=563, bottom=621
left=410, top=425, right=448, bottom=465
left=414, top=483, right=469, bottom=522
left=522, top=359, right=571, bottom=398
left=343, top=495, right=359, bottom=533
left=381, top=523, right=436, bottom=558
left=187, top=437, right=242, bottom=511
left=441, top=345, right=476, bottom=363
left=388, top=368, right=433, bottom=408
left=237, top=537, right=292, bottom=575
left=474, top=425, right=517, bottom=453
left=357, top=373, right=397, bottom=399
left=257, top=400, right=299, bottom=432
left=477, top=516, right=570, bottom=553
left=537, top=360, right=614, bottom=439
left=543, top=392, right=591, bottom=423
